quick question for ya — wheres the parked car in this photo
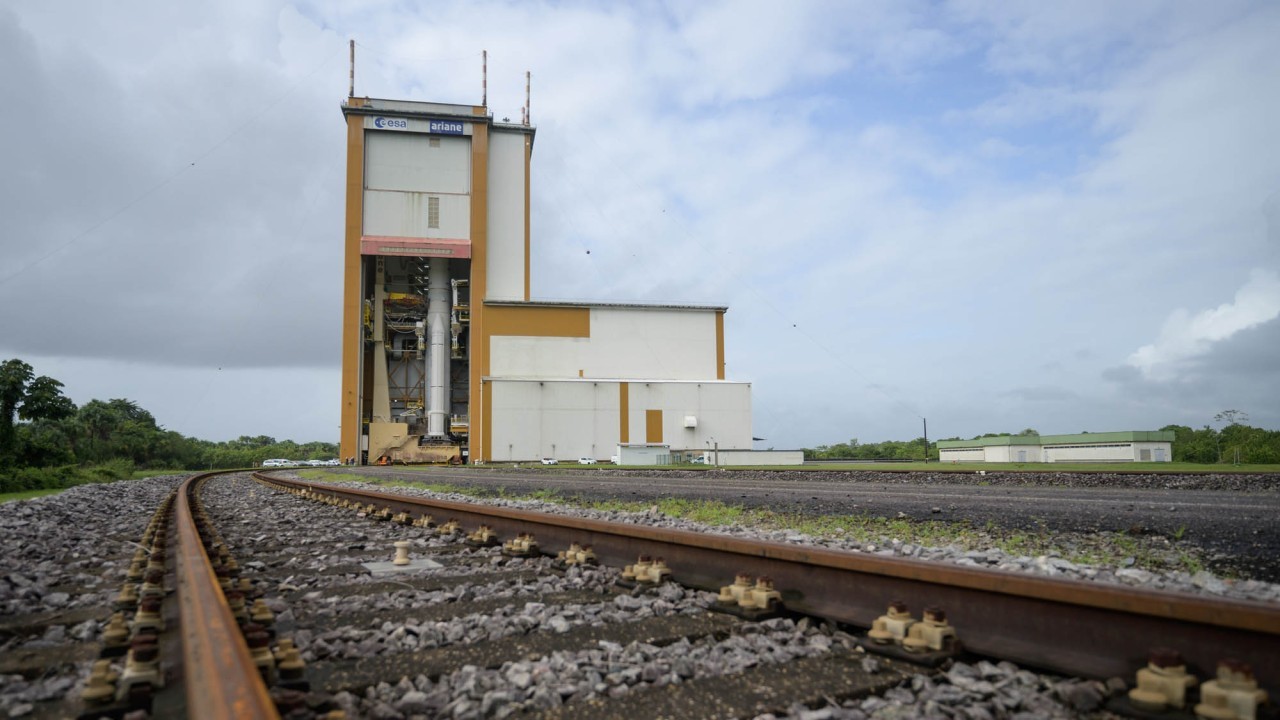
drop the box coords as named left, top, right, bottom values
left=322, top=458, right=341, bottom=466
left=691, top=456, right=706, bottom=464
left=262, top=459, right=292, bottom=468
left=577, top=457, right=597, bottom=465
left=609, top=455, right=619, bottom=464
left=540, top=457, right=558, bottom=465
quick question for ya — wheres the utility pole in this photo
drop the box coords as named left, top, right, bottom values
left=922, top=418, right=928, bottom=464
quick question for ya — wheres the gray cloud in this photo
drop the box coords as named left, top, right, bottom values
left=2, top=2, right=1278, bottom=445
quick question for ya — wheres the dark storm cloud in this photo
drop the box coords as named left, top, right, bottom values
left=1101, top=317, right=1280, bottom=427
left=0, top=8, right=348, bottom=369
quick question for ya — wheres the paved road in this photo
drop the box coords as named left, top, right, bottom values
left=348, top=467, right=1280, bottom=581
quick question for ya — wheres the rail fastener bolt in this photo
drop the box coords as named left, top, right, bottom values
left=393, top=540, right=412, bottom=566
left=238, top=576, right=263, bottom=600
left=1194, top=659, right=1268, bottom=719
left=413, top=513, right=436, bottom=529
left=132, top=596, right=165, bottom=635
left=555, top=542, right=597, bottom=567
left=275, top=639, right=309, bottom=690
left=502, top=533, right=539, bottom=557
left=250, top=598, right=276, bottom=625
left=901, top=606, right=957, bottom=654
left=139, top=569, right=166, bottom=600
left=116, top=636, right=163, bottom=702
left=113, top=583, right=139, bottom=612
left=226, top=591, right=250, bottom=624
left=621, top=555, right=652, bottom=584
left=392, top=510, right=412, bottom=525
left=868, top=600, right=916, bottom=645
left=466, top=524, right=499, bottom=547
left=717, top=573, right=755, bottom=605
left=739, top=576, right=781, bottom=611
left=243, top=624, right=277, bottom=685
left=1128, top=648, right=1198, bottom=711
left=100, top=612, right=131, bottom=656
left=81, top=661, right=118, bottom=706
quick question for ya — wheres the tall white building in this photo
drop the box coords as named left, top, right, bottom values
left=338, top=95, right=753, bottom=464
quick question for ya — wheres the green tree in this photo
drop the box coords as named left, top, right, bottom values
left=1, top=359, right=76, bottom=467
left=1213, top=409, right=1249, bottom=426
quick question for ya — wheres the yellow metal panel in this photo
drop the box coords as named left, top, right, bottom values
left=646, top=409, right=663, bottom=444
left=339, top=114, right=365, bottom=463
left=486, top=305, right=590, bottom=337
left=470, top=123, right=490, bottom=462
left=619, top=382, right=629, bottom=443
left=715, top=311, right=725, bottom=380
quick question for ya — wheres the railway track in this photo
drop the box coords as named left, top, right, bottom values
left=7, top=470, right=1278, bottom=718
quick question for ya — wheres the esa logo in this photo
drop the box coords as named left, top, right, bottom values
left=373, top=117, right=408, bottom=129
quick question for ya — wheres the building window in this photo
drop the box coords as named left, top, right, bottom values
left=428, top=196, right=440, bottom=228
left=429, top=137, right=441, bottom=148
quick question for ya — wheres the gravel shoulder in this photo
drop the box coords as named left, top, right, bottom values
left=332, top=466, right=1280, bottom=596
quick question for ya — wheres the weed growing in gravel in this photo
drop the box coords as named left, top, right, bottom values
left=295, top=473, right=1216, bottom=577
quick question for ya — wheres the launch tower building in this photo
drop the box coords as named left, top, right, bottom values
left=339, top=94, right=753, bottom=464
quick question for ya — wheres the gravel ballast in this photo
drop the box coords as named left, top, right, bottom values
left=286, top=473, right=1280, bottom=605
left=2, top=471, right=1274, bottom=719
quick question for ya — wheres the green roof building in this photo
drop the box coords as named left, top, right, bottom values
left=937, top=431, right=1174, bottom=463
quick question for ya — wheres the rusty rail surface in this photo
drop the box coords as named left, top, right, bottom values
left=257, top=472, right=1280, bottom=690
left=176, top=473, right=280, bottom=720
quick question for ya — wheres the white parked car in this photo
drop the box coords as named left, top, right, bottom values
left=540, top=457, right=558, bottom=465
left=262, top=459, right=292, bottom=468
left=578, top=457, right=597, bottom=465
left=322, top=458, right=341, bottom=466
left=609, top=455, right=619, bottom=464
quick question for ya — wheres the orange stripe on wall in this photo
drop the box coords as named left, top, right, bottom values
left=339, top=112, right=365, bottom=463
left=619, top=382, right=629, bottom=443
left=715, top=311, right=725, bottom=380
left=486, top=305, right=590, bottom=337
left=471, top=123, right=490, bottom=462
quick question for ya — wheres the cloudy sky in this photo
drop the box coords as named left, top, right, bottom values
left=2, top=1, right=1277, bottom=448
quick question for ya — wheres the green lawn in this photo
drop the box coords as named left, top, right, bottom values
left=793, top=461, right=1280, bottom=473
left=0, top=488, right=66, bottom=503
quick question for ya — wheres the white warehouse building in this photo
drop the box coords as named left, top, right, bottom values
left=937, top=431, right=1175, bottom=464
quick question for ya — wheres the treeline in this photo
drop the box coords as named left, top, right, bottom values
left=803, top=423, right=1280, bottom=464
left=1160, top=424, right=1280, bottom=464
left=2, top=359, right=336, bottom=492
left=804, top=437, right=938, bottom=462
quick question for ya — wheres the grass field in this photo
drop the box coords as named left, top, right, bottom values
left=0, top=488, right=65, bottom=503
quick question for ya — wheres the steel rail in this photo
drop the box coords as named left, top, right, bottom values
left=176, top=473, right=280, bottom=720
left=258, top=472, right=1280, bottom=689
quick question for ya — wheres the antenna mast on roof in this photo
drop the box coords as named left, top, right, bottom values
left=482, top=50, right=487, bottom=107
left=348, top=40, right=355, bottom=97
left=524, top=71, right=531, bottom=126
